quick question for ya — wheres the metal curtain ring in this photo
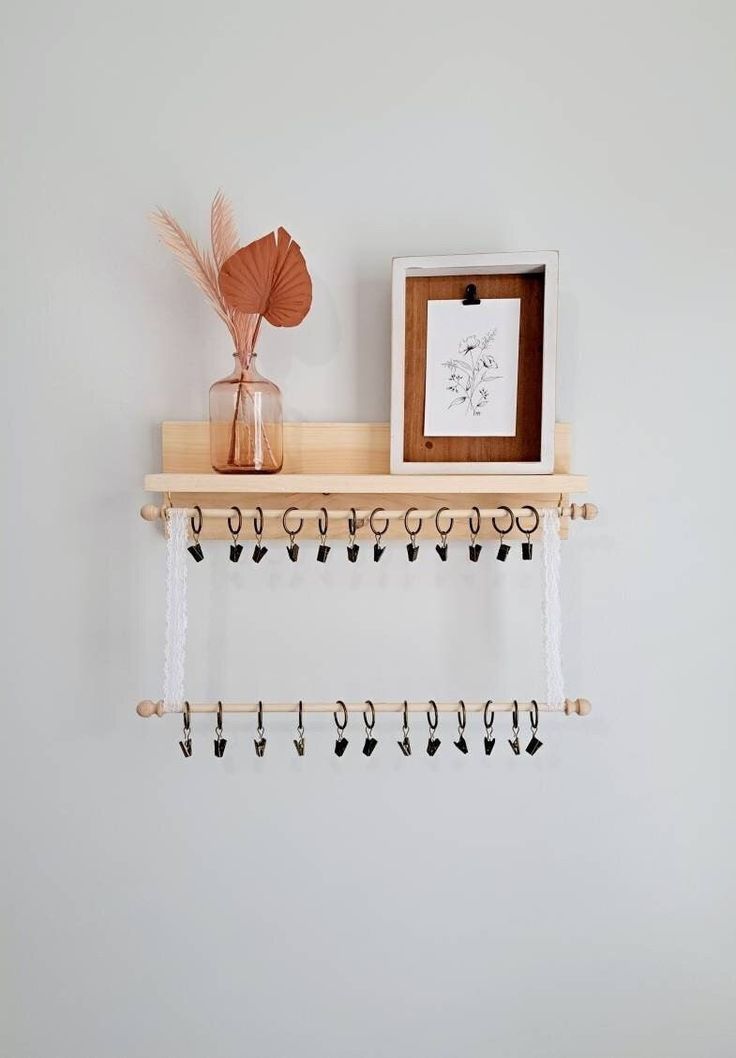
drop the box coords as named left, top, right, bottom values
left=404, top=507, right=422, bottom=536
left=183, top=700, right=191, bottom=732
left=427, top=700, right=439, bottom=733
left=318, top=507, right=329, bottom=537
left=297, top=699, right=304, bottom=731
left=402, top=700, right=410, bottom=733
left=216, top=700, right=223, bottom=732
left=491, top=505, right=514, bottom=536
left=348, top=508, right=358, bottom=537
left=515, top=505, right=540, bottom=537
left=512, top=700, right=519, bottom=730
left=253, top=506, right=264, bottom=537
left=435, top=507, right=454, bottom=536
left=257, top=700, right=264, bottom=732
left=468, top=506, right=481, bottom=537
left=190, top=505, right=203, bottom=537
left=483, top=699, right=494, bottom=731
left=334, top=700, right=348, bottom=732
left=282, top=507, right=304, bottom=536
left=457, top=700, right=466, bottom=731
left=227, top=506, right=242, bottom=538
left=369, top=507, right=390, bottom=537
left=530, top=699, right=539, bottom=731
left=363, top=700, right=376, bottom=731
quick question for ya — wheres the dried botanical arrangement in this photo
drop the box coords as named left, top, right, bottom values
left=151, top=193, right=312, bottom=472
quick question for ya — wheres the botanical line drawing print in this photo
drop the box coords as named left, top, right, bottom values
left=443, top=329, right=502, bottom=416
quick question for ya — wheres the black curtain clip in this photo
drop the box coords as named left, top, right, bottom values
left=179, top=700, right=192, bottom=757
left=334, top=700, right=349, bottom=756
left=254, top=700, right=267, bottom=757
left=370, top=507, right=389, bottom=562
left=228, top=506, right=243, bottom=563
left=526, top=699, right=543, bottom=755
left=347, top=507, right=360, bottom=563
left=294, top=700, right=305, bottom=757
left=454, top=700, right=469, bottom=754
left=435, top=507, right=454, bottom=562
left=426, top=700, right=441, bottom=756
left=317, top=507, right=331, bottom=563
left=398, top=701, right=411, bottom=756
left=187, top=506, right=205, bottom=562
left=483, top=700, right=495, bottom=756
left=462, top=283, right=481, bottom=305
left=509, top=700, right=521, bottom=755
left=492, top=505, right=515, bottom=562
left=214, top=700, right=227, bottom=757
left=283, top=507, right=304, bottom=562
left=252, top=506, right=268, bottom=563
left=362, top=700, right=377, bottom=756
left=468, top=506, right=482, bottom=562
left=516, top=505, right=540, bottom=560
left=404, top=508, right=422, bottom=562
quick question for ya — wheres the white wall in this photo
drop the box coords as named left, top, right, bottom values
left=2, top=2, right=735, bottom=1055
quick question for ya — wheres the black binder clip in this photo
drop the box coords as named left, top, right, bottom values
left=462, top=283, right=481, bottom=305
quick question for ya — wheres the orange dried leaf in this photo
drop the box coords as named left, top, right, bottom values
left=218, top=227, right=312, bottom=327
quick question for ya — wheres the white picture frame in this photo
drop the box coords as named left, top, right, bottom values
left=390, top=251, right=558, bottom=474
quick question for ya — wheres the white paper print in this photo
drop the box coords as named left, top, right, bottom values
left=423, top=298, right=521, bottom=436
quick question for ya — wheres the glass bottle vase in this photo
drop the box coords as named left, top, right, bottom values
left=209, top=354, right=283, bottom=473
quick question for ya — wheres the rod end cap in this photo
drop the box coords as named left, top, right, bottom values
left=564, top=698, right=592, bottom=716
left=570, top=502, right=599, bottom=521
left=137, top=699, right=163, bottom=717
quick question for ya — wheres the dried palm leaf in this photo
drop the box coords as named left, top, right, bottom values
left=218, top=227, right=312, bottom=327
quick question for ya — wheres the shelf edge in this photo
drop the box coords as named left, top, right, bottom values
left=144, top=473, right=589, bottom=494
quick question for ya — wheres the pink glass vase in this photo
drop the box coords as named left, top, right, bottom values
left=209, top=353, right=283, bottom=473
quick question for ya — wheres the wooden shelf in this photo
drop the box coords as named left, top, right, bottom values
left=147, top=420, right=586, bottom=495
left=141, top=420, right=593, bottom=539
left=145, top=471, right=587, bottom=495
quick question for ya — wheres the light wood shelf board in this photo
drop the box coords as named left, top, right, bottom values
left=143, top=421, right=589, bottom=538
left=145, top=471, right=587, bottom=495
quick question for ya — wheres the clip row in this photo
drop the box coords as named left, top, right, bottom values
left=176, top=699, right=546, bottom=759
left=185, top=504, right=542, bottom=565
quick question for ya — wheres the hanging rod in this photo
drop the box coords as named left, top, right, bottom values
left=140, top=503, right=599, bottom=523
left=137, top=698, right=591, bottom=717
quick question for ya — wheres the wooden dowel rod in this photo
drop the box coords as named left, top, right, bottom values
left=137, top=698, right=591, bottom=717
left=140, top=503, right=599, bottom=524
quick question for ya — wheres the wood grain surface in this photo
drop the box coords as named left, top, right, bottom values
left=403, top=272, right=545, bottom=463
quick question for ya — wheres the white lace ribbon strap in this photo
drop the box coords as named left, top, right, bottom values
left=542, top=508, right=565, bottom=710
left=162, top=508, right=189, bottom=712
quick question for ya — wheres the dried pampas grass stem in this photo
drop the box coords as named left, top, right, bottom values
left=151, top=196, right=261, bottom=363
left=150, top=209, right=228, bottom=324
left=210, top=190, right=240, bottom=271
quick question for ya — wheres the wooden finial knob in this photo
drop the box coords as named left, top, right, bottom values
left=137, top=699, right=163, bottom=717
left=140, top=505, right=162, bottom=522
left=569, top=503, right=599, bottom=522
left=564, top=698, right=592, bottom=715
